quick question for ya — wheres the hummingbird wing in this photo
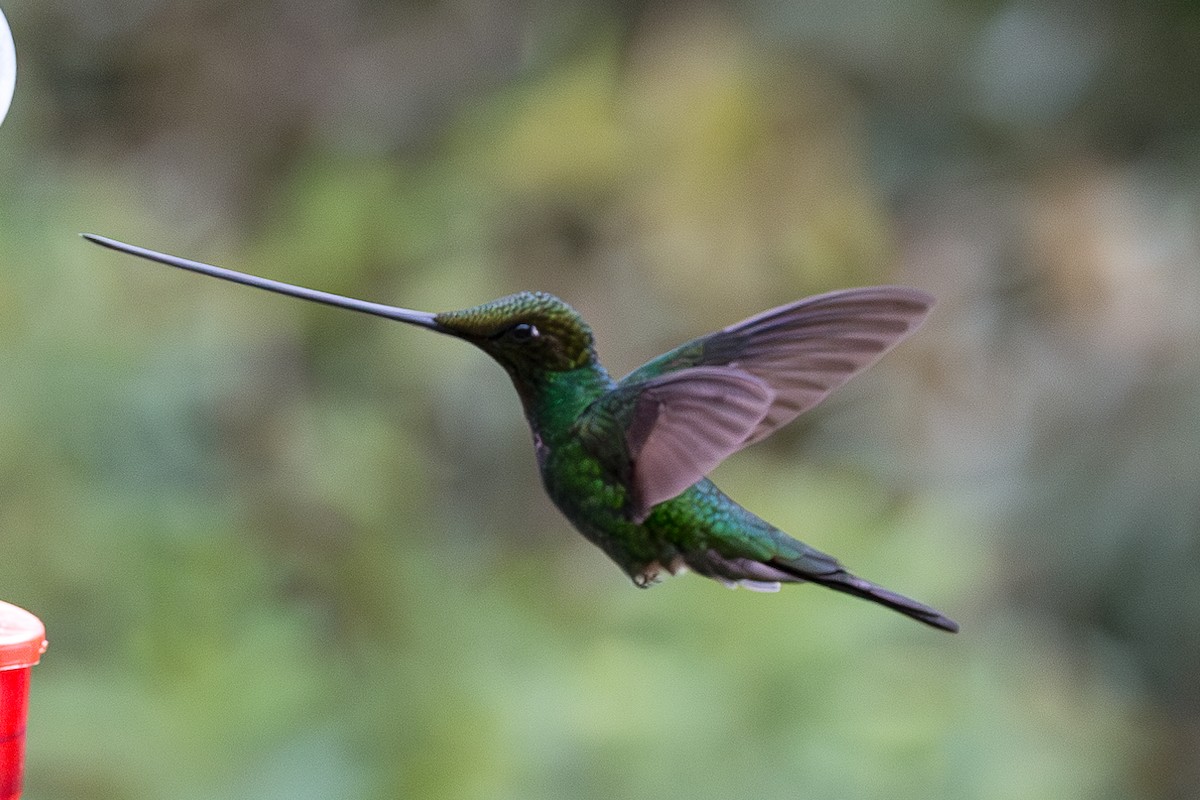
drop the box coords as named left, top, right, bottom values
left=574, top=367, right=774, bottom=522
left=576, top=287, right=933, bottom=520
left=618, top=287, right=933, bottom=447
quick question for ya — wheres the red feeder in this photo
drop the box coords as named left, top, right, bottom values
left=0, top=602, right=47, bottom=800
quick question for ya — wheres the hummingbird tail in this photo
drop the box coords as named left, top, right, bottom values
left=696, top=544, right=959, bottom=632
left=801, top=569, right=959, bottom=632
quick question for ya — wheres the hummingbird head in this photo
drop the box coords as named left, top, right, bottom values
left=434, top=291, right=597, bottom=380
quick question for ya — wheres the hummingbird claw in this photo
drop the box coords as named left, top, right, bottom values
left=633, top=568, right=661, bottom=588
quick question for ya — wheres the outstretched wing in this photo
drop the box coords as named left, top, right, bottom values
left=575, top=287, right=933, bottom=520
left=574, top=367, right=773, bottom=522
left=618, top=287, right=933, bottom=446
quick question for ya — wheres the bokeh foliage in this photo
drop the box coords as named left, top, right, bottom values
left=1, top=1, right=1198, bottom=798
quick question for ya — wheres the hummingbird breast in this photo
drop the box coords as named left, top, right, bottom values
left=536, top=433, right=671, bottom=579
left=518, top=362, right=721, bottom=583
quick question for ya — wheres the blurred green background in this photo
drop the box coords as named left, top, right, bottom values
left=2, top=1, right=1198, bottom=798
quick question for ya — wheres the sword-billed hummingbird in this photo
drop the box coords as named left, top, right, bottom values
left=84, top=234, right=957, bottom=632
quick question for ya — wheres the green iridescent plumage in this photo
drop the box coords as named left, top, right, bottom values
left=85, top=234, right=958, bottom=632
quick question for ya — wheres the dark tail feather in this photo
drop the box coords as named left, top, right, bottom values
left=696, top=544, right=958, bottom=632
left=806, top=570, right=959, bottom=632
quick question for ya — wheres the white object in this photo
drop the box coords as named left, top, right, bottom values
left=0, top=8, right=14, bottom=126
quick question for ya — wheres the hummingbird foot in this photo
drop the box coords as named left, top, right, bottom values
left=632, top=570, right=661, bottom=588
left=632, top=556, right=691, bottom=588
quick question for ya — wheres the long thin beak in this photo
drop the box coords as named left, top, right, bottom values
left=83, top=234, right=442, bottom=330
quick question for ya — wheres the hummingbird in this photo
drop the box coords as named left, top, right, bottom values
left=84, top=233, right=957, bottom=632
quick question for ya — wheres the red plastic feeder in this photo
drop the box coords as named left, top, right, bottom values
left=0, top=602, right=47, bottom=800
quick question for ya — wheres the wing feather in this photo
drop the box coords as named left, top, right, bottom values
left=620, top=287, right=933, bottom=445
left=574, top=287, right=933, bottom=520
left=576, top=367, right=773, bottom=521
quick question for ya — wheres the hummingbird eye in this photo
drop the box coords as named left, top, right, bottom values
left=509, top=322, right=540, bottom=342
